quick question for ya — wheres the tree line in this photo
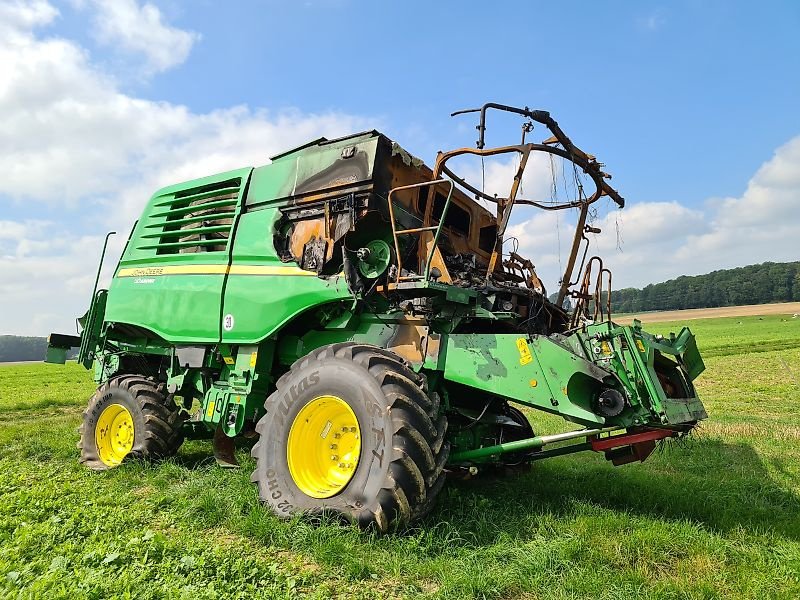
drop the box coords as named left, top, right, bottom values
left=0, top=336, right=50, bottom=363
left=0, top=336, right=80, bottom=363
left=610, top=261, right=800, bottom=314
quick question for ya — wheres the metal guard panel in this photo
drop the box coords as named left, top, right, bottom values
left=443, top=333, right=606, bottom=427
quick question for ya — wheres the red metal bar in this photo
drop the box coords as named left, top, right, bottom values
left=589, top=428, right=674, bottom=452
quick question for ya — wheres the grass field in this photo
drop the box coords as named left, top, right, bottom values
left=1, top=314, right=800, bottom=598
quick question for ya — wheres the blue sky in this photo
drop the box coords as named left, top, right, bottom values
left=0, top=0, right=798, bottom=335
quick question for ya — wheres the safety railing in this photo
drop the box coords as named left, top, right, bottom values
left=386, top=179, right=454, bottom=284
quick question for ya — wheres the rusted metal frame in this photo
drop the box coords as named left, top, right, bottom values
left=558, top=202, right=590, bottom=309
left=487, top=147, right=531, bottom=282
left=593, top=259, right=608, bottom=323
left=450, top=102, right=624, bottom=208
left=398, top=225, right=439, bottom=235
left=452, top=103, right=560, bottom=151
left=386, top=179, right=454, bottom=283
left=432, top=144, right=602, bottom=302
left=431, top=145, right=527, bottom=283
left=421, top=179, right=454, bottom=281
left=586, top=256, right=605, bottom=323
left=569, top=249, right=594, bottom=329
left=436, top=144, right=610, bottom=210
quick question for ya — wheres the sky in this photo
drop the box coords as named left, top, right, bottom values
left=0, top=0, right=798, bottom=336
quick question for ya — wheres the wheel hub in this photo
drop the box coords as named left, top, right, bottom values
left=287, top=395, right=362, bottom=498
left=95, top=403, right=135, bottom=466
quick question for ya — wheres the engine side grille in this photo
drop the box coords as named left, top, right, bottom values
left=138, top=178, right=242, bottom=254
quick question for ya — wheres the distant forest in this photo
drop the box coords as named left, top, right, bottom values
left=610, top=261, right=800, bottom=314
left=0, top=336, right=51, bottom=363
left=0, top=336, right=79, bottom=363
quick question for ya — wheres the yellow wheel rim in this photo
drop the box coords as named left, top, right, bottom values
left=95, top=403, right=135, bottom=467
left=287, top=395, right=361, bottom=499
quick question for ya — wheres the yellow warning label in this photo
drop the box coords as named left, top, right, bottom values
left=206, top=401, right=216, bottom=419
left=223, top=356, right=234, bottom=365
left=516, top=338, right=533, bottom=366
left=249, top=352, right=258, bottom=368
left=600, top=341, right=612, bottom=355
left=635, top=339, right=646, bottom=353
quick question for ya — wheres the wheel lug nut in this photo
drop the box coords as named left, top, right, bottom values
left=329, top=444, right=337, bottom=450
left=349, top=427, right=356, bottom=433
left=333, top=433, right=341, bottom=439
left=331, top=455, right=338, bottom=461
left=338, top=463, right=346, bottom=468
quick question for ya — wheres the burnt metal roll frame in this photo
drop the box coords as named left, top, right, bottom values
left=440, top=102, right=625, bottom=306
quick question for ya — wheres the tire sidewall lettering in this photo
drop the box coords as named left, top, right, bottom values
left=254, top=359, right=391, bottom=514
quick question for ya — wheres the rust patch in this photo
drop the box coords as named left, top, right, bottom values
left=384, top=317, right=439, bottom=367
left=289, top=219, right=334, bottom=263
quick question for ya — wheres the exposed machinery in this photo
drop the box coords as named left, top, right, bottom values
left=47, top=103, right=706, bottom=531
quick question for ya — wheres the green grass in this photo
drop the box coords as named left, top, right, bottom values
left=1, top=315, right=800, bottom=598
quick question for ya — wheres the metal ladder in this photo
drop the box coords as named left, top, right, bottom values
left=386, top=179, right=454, bottom=283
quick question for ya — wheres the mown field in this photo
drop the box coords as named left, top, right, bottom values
left=1, top=314, right=799, bottom=598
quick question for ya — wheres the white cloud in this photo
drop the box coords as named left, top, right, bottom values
left=671, top=137, right=800, bottom=269
left=85, top=0, right=199, bottom=74
left=0, top=0, right=57, bottom=32
left=0, top=1, right=371, bottom=335
left=508, top=137, right=800, bottom=291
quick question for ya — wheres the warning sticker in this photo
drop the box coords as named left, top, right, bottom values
left=516, top=338, right=533, bottom=366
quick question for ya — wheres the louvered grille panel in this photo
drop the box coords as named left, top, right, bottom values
left=138, top=178, right=242, bottom=254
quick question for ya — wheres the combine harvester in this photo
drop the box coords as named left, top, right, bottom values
left=47, top=103, right=706, bottom=531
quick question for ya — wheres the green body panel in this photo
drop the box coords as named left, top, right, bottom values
left=245, top=132, right=380, bottom=207
left=104, top=167, right=253, bottom=342
left=443, top=334, right=606, bottom=426
left=219, top=207, right=351, bottom=345
left=105, top=272, right=227, bottom=343
left=103, top=134, right=383, bottom=345
left=440, top=324, right=706, bottom=431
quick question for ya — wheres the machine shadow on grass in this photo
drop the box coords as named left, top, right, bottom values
left=423, top=437, right=800, bottom=544
left=172, top=438, right=258, bottom=471
left=165, top=435, right=800, bottom=544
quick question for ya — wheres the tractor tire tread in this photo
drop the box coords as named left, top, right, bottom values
left=252, top=342, right=448, bottom=532
left=79, top=374, right=185, bottom=471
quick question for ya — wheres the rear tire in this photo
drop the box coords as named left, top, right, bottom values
left=78, top=375, right=185, bottom=470
left=251, top=342, right=449, bottom=532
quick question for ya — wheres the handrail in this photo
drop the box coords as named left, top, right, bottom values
left=386, top=179, right=455, bottom=284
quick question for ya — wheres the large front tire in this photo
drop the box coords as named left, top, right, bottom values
left=78, top=375, right=185, bottom=470
left=251, top=343, right=449, bottom=532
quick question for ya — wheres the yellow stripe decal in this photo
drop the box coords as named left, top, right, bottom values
left=117, top=264, right=318, bottom=277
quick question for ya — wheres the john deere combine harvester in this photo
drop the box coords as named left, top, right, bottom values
left=47, top=103, right=706, bottom=531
